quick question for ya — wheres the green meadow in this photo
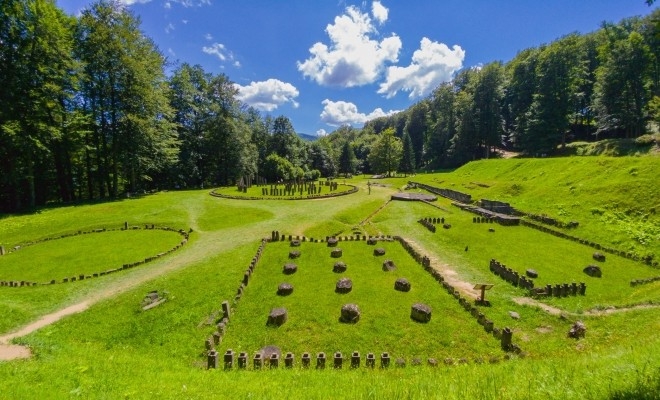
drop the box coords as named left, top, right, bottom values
left=0, top=157, right=659, bottom=399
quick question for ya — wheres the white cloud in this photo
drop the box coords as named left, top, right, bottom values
left=297, top=5, right=401, bottom=87
left=202, top=42, right=240, bottom=66
left=165, top=23, right=175, bottom=34
left=204, top=33, right=213, bottom=41
left=371, top=1, right=388, bottom=24
left=118, top=0, right=152, bottom=5
left=378, top=37, right=465, bottom=99
left=316, top=129, right=328, bottom=137
left=320, top=99, right=399, bottom=126
left=235, top=79, right=300, bottom=112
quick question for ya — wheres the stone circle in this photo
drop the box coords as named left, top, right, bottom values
left=333, top=261, right=347, bottom=273
left=277, top=282, right=294, bottom=296
left=327, top=237, right=339, bottom=247
left=340, top=303, right=360, bottom=323
left=335, top=278, right=353, bottom=293
left=394, top=278, right=411, bottom=292
left=283, top=263, right=298, bottom=275
left=410, top=303, right=432, bottom=323
left=267, top=308, right=288, bottom=326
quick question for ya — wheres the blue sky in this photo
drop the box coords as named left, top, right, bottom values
left=59, top=0, right=655, bottom=136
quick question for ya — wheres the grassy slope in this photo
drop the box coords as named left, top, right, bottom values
left=0, top=158, right=659, bottom=399
left=412, top=157, right=660, bottom=261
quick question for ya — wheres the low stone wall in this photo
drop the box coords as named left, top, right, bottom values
left=488, top=259, right=586, bottom=298
left=630, top=276, right=660, bottom=287
left=208, top=349, right=517, bottom=370
left=408, top=182, right=472, bottom=204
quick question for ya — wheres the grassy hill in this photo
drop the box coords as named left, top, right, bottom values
left=0, top=156, right=658, bottom=399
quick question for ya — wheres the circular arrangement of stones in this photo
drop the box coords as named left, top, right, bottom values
left=335, top=277, right=353, bottom=293
left=410, top=303, right=432, bottom=323
left=283, top=263, right=298, bottom=275
left=382, top=260, right=396, bottom=272
left=373, top=248, right=386, bottom=256
left=333, top=261, right=347, bottom=273
left=327, top=237, right=339, bottom=247
left=289, top=250, right=301, bottom=259
left=394, top=278, right=411, bottom=292
left=277, top=282, right=294, bottom=296
left=267, top=307, right=288, bottom=326
left=331, top=248, right=343, bottom=258
left=340, top=303, right=360, bottom=323
left=0, top=224, right=190, bottom=287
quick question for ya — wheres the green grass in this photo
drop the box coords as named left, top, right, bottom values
left=0, top=158, right=659, bottom=399
left=0, top=229, right=184, bottom=282
left=220, top=240, right=498, bottom=359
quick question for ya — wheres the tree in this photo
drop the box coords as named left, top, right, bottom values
left=0, top=0, right=78, bottom=210
left=398, top=132, right=415, bottom=176
left=404, top=101, right=428, bottom=168
left=338, top=141, right=357, bottom=177
left=76, top=0, right=177, bottom=197
left=594, top=30, right=653, bottom=138
left=368, top=128, right=402, bottom=177
left=426, top=82, right=457, bottom=168
left=270, top=115, right=305, bottom=166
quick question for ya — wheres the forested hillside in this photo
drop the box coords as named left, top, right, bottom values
left=1, top=0, right=658, bottom=212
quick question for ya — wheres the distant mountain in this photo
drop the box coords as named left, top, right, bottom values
left=297, top=133, right=318, bottom=141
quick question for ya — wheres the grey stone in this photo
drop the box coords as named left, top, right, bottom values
left=526, top=269, right=538, bottom=279
left=335, top=278, right=353, bottom=294
left=382, top=259, right=396, bottom=272
left=333, top=261, right=347, bottom=273
left=508, top=311, right=520, bottom=320
left=394, top=278, right=411, bottom=292
left=283, top=263, right=298, bottom=275
left=277, top=282, right=294, bottom=296
left=373, top=248, right=386, bottom=256
left=340, top=303, right=360, bottom=323
left=568, top=321, right=587, bottom=338
left=267, top=308, right=288, bottom=326
left=410, top=303, right=432, bottom=323
left=583, top=265, right=602, bottom=278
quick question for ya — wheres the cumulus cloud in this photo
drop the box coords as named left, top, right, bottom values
left=320, top=99, right=399, bottom=126
left=378, top=37, right=465, bottom=99
left=297, top=4, right=401, bottom=87
left=371, top=1, right=388, bottom=24
left=316, top=129, right=328, bottom=137
left=235, top=79, right=300, bottom=112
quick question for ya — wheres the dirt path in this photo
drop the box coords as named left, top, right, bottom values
left=403, top=239, right=479, bottom=298
left=0, top=226, right=249, bottom=360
